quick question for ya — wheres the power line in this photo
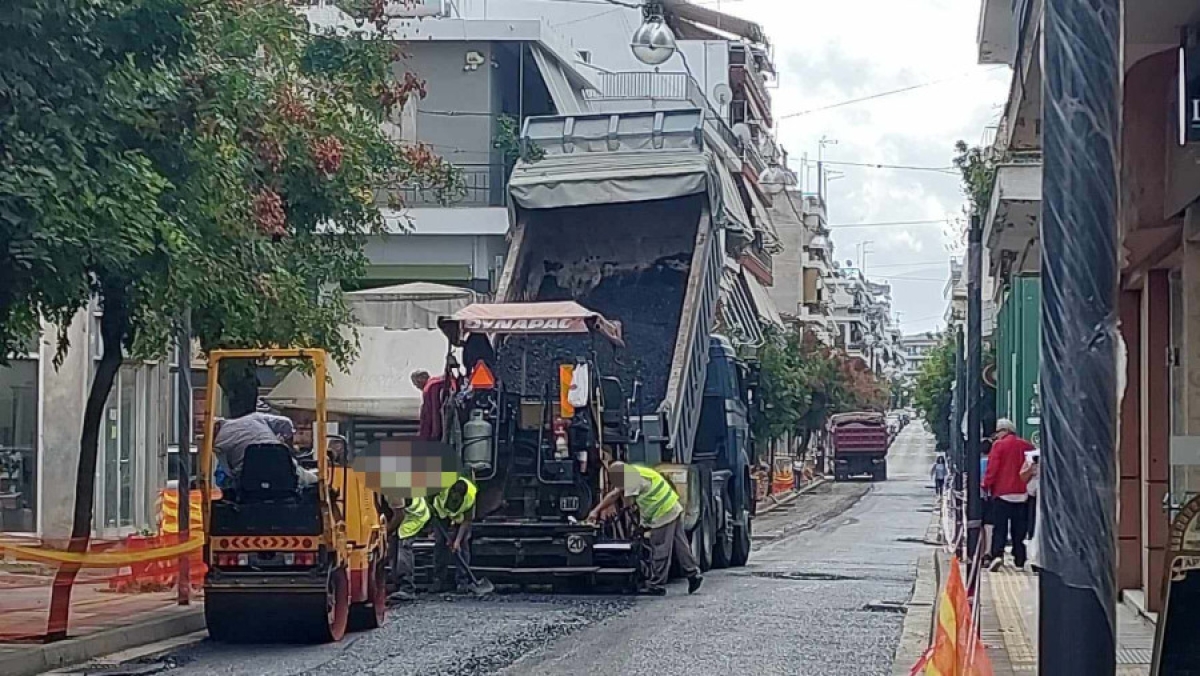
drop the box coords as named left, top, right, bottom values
left=818, top=160, right=959, bottom=175
left=827, top=219, right=951, bottom=229
left=866, top=260, right=953, bottom=271
left=777, top=66, right=1006, bottom=120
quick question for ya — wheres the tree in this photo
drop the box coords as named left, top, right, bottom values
left=953, top=140, right=996, bottom=215
left=0, top=0, right=456, bottom=637
left=747, top=327, right=890, bottom=461
left=913, top=334, right=956, bottom=451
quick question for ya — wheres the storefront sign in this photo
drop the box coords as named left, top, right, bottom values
left=1178, top=37, right=1200, bottom=145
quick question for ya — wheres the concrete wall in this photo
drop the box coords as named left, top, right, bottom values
left=766, top=191, right=805, bottom=318
left=38, top=312, right=89, bottom=539
left=401, top=41, right=498, bottom=169
left=1141, top=270, right=1171, bottom=612
left=363, top=232, right=507, bottom=289
left=34, top=308, right=168, bottom=540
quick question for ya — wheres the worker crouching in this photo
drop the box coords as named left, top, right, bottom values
left=431, top=477, right=477, bottom=593
left=588, top=462, right=703, bottom=596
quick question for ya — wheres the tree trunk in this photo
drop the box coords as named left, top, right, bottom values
left=797, top=427, right=813, bottom=461
left=46, top=288, right=129, bottom=641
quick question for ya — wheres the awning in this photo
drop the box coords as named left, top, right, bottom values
left=714, top=157, right=751, bottom=238
left=742, top=270, right=784, bottom=328
left=347, top=282, right=476, bottom=330
left=509, top=149, right=711, bottom=210
left=439, top=301, right=624, bottom=346
left=663, top=0, right=767, bottom=45
left=265, top=327, right=453, bottom=420
left=531, top=44, right=585, bottom=115
left=719, top=267, right=764, bottom=346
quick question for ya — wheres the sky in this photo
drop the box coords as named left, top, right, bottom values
left=704, top=0, right=1010, bottom=334
left=458, top=0, right=1010, bottom=335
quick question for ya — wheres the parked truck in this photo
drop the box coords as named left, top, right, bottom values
left=439, top=109, right=758, bottom=587
left=830, top=412, right=890, bottom=482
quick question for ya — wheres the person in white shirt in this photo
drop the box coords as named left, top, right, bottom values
left=1020, top=449, right=1039, bottom=542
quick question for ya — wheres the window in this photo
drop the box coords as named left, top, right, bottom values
left=0, top=360, right=38, bottom=532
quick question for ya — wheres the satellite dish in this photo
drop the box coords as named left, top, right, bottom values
left=711, top=83, right=733, bottom=106
left=732, top=123, right=753, bottom=147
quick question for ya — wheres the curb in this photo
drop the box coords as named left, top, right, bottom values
left=891, top=550, right=942, bottom=676
left=0, top=607, right=205, bottom=676
left=755, top=478, right=828, bottom=516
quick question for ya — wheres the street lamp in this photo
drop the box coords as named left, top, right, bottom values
left=630, top=4, right=677, bottom=66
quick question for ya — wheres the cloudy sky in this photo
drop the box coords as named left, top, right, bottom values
left=461, top=0, right=1010, bottom=334
left=711, top=0, right=1009, bottom=334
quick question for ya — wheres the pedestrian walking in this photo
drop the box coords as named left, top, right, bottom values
left=930, top=456, right=948, bottom=497
left=587, top=461, right=703, bottom=596
left=983, top=419, right=1034, bottom=570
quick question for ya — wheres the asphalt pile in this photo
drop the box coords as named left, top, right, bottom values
left=495, top=258, right=687, bottom=414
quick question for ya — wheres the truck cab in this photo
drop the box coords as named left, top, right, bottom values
left=691, top=336, right=756, bottom=568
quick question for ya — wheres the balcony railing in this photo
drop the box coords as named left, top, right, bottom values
left=584, top=71, right=751, bottom=157
left=396, top=165, right=506, bottom=208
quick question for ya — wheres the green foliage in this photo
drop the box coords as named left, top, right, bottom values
left=0, top=0, right=457, bottom=365
left=748, top=327, right=890, bottom=444
left=912, top=333, right=957, bottom=451
left=494, top=114, right=543, bottom=164
left=953, top=140, right=996, bottom=216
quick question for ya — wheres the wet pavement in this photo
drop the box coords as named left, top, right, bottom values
left=62, top=425, right=937, bottom=676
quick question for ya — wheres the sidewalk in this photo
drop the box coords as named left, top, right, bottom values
left=980, top=564, right=1155, bottom=675
left=0, top=572, right=204, bottom=676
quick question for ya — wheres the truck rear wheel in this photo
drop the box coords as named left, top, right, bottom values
left=711, top=501, right=734, bottom=569
left=731, top=517, right=751, bottom=567
left=874, top=461, right=888, bottom=482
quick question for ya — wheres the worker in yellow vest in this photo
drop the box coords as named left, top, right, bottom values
left=587, top=461, right=703, bottom=596
left=431, top=476, right=477, bottom=592
left=386, top=496, right=431, bottom=602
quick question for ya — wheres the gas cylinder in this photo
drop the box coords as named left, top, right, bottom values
left=463, top=409, right=493, bottom=470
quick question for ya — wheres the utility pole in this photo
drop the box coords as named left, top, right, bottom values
left=817, top=136, right=837, bottom=202
left=1039, top=0, right=1119, bottom=673
left=176, top=313, right=192, bottom=605
left=965, top=213, right=982, bottom=587
left=952, top=324, right=966, bottom=550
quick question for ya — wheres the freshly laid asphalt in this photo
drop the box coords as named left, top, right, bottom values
left=60, top=425, right=937, bottom=676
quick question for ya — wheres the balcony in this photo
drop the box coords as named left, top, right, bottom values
left=396, top=165, right=506, bottom=208
left=729, top=44, right=773, bottom=126
left=583, top=71, right=703, bottom=108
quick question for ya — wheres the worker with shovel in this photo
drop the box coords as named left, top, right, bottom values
left=432, top=476, right=491, bottom=594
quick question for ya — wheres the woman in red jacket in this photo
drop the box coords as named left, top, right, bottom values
left=983, top=419, right=1034, bottom=570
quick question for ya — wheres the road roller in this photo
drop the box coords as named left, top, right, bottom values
left=198, top=348, right=388, bottom=643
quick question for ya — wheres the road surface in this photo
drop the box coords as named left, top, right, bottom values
left=60, top=425, right=938, bottom=676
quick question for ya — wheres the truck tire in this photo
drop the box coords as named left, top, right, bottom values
left=873, top=461, right=888, bottom=482
left=731, top=517, right=751, bottom=567
left=711, top=500, right=734, bottom=570
left=691, top=509, right=714, bottom=572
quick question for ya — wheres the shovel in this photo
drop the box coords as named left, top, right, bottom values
left=433, top=520, right=495, bottom=596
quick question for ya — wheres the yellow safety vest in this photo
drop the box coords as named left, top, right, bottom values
left=633, top=465, right=679, bottom=524
left=432, top=479, right=477, bottom=525
left=399, top=497, right=430, bottom=539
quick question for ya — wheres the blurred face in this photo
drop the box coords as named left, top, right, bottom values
left=411, top=372, right=430, bottom=390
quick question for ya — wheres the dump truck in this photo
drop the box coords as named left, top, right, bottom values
left=439, top=108, right=759, bottom=586
left=830, top=411, right=890, bottom=482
